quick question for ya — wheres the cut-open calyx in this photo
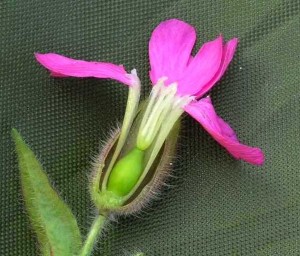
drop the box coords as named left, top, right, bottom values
left=90, top=81, right=183, bottom=215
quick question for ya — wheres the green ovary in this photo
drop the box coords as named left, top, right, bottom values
left=107, top=147, right=145, bottom=197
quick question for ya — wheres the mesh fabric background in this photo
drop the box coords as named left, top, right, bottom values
left=1, top=0, right=300, bottom=255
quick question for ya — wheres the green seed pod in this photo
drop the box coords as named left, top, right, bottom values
left=107, top=147, right=145, bottom=197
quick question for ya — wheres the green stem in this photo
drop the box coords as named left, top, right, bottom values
left=79, top=214, right=107, bottom=256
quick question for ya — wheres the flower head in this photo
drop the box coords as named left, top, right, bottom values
left=35, top=19, right=264, bottom=213
left=36, top=18, right=264, bottom=165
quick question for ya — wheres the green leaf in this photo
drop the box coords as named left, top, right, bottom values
left=12, top=128, right=82, bottom=256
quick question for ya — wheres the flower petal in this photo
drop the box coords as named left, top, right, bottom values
left=177, top=35, right=223, bottom=96
left=195, top=38, right=238, bottom=98
left=184, top=97, right=264, bottom=165
left=149, top=19, right=196, bottom=85
left=35, top=53, right=133, bottom=86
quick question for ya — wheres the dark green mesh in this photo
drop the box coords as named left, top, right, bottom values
left=1, top=0, right=300, bottom=255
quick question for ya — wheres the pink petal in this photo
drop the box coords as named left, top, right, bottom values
left=149, top=19, right=196, bottom=85
left=184, top=97, right=264, bottom=165
left=176, top=35, right=223, bottom=96
left=35, top=53, right=133, bottom=86
left=195, top=38, right=238, bottom=98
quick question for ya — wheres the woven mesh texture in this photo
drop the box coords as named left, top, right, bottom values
left=1, top=0, right=300, bottom=255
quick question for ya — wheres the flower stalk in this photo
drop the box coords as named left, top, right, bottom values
left=79, top=214, right=107, bottom=256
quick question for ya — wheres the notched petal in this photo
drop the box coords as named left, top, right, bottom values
left=195, top=38, right=239, bottom=98
left=177, top=35, right=224, bottom=96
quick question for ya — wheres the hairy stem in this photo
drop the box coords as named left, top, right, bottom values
left=79, top=214, right=107, bottom=256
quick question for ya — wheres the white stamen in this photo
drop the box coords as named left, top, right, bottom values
left=136, top=79, right=193, bottom=150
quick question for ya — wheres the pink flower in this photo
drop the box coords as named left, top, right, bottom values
left=35, top=19, right=264, bottom=165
